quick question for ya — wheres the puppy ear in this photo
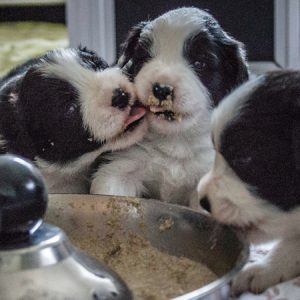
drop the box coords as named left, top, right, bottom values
left=17, top=67, right=99, bottom=162
left=217, top=37, right=249, bottom=95
left=18, top=68, right=45, bottom=119
left=77, top=46, right=109, bottom=71
left=118, top=21, right=149, bottom=68
left=17, top=68, right=50, bottom=146
left=3, top=69, right=41, bottom=160
left=18, top=67, right=79, bottom=134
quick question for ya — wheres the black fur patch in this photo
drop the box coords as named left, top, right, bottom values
left=220, top=71, right=300, bottom=211
left=183, top=22, right=248, bottom=106
left=77, top=46, right=109, bottom=71
left=292, top=120, right=300, bottom=171
left=0, top=47, right=107, bottom=164
left=17, top=69, right=104, bottom=163
left=118, top=21, right=152, bottom=80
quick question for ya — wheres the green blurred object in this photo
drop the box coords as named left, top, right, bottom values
left=0, top=21, right=68, bottom=76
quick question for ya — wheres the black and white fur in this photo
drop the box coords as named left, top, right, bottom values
left=0, top=47, right=148, bottom=193
left=194, top=71, right=300, bottom=294
left=90, top=7, right=249, bottom=204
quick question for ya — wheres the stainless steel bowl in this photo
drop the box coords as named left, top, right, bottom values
left=45, top=194, right=249, bottom=300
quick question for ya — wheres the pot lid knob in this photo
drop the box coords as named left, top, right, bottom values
left=0, top=154, right=133, bottom=300
left=0, top=154, right=47, bottom=245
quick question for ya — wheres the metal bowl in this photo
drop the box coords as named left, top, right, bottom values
left=45, top=194, right=249, bottom=300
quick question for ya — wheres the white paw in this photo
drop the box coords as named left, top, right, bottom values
left=232, top=264, right=274, bottom=295
left=231, top=260, right=300, bottom=296
left=232, top=239, right=300, bottom=296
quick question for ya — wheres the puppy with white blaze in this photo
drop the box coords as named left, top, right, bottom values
left=0, top=47, right=147, bottom=193
left=90, top=7, right=249, bottom=204
left=194, top=71, right=300, bottom=295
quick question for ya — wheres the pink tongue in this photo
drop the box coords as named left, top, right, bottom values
left=124, top=107, right=146, bottom=129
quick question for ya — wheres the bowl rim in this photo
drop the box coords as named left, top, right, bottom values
left=172, top=237, right=249, bottom=299
left=48, top=194, right=250, bottom=299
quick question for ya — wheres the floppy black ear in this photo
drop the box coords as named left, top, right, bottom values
left=17, top=68, right=57, bottom=133
left=0, top=97, right=36, bottom=160
left=223, top=38, right=249, bottom=91
left=217, top=37, right=249, bottom=94
left=18, top=67, right=103, bottom=162
left=118, top=21, right=149, bottom=68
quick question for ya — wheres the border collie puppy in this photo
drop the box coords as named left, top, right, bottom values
left=0, top=47, right=147, bottom=193
left=90, top=7, right=249, bottom=204
left=195, top=71, right=300, bottom=294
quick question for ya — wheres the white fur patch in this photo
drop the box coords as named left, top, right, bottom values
left=30, top=49, right=148, bottom=193
left=36, top=117, right=148, bottom=194
left=196, top=152, right=300, bottom=294
left=196, top=152, right=300, bottom=242
left=148, top=7, right=209, bottom=60
left=38, top=50, right=138, bottom=142
left=232, top=238, right=300, bottom=295
left=91, top=8, right=217, bottom=204
left=134, top=8, right=213, bottom=136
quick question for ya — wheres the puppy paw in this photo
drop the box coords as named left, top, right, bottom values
left=231, top=240, right=300, bottom=296
left=231, top=263, right=281, bottom=295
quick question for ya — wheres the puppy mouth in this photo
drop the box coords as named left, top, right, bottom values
left=123, top=102, right=146, bottom=132
left=147, top=95, right=184, bottom=122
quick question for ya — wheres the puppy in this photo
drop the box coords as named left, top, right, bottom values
left=0, top=47, right=147, bottom=193
left=90, top=7, right=249, bottom=204
left=194, top=71, right=300, bottom=294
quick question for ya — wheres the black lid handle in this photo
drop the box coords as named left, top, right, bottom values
left=0, top=154, right=48, bottom=244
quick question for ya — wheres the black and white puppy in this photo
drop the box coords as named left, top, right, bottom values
left=194, top=71, right=300, bottom=294
left=90, top=7, right=249, bottom=204
left=0, top=47, right=147, bottom=193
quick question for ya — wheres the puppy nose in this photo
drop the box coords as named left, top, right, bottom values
left=112, top=88, right=129, bottom=109
left=199, top=196, right=211, bottom=213
left=152, top=83, right=173, bottom=102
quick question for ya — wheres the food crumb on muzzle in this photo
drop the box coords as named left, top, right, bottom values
left=147, top=95, right=183, bottom=122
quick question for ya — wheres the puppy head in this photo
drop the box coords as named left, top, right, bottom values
left=17, top=47, right=147, bottom=163
left=195, top=71, right=300, bottom=241
left=118, top=7, right=248, bottom=135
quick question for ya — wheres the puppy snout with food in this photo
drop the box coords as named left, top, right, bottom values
left=90, top=7, right=249, bottom=204
left=0, top=47, right=148, bottom=193
left=193, top=71, right=300, bottom=295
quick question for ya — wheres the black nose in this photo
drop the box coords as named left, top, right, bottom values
left=199, top=196, right=211, bottom=213
left=152, top=83, right=173, bottom=102
left=112, top=88, right=129, bottom=109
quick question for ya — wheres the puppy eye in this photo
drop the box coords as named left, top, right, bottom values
left=193, top=61, right=207, bottom=70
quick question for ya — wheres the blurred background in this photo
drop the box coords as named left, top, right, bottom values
left=0, top=0, right=67, bottom=76
left=0, top=0, right=299, bottom=76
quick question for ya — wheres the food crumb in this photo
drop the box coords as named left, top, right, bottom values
left=72, top=232, right=217, bottom=300
left=159, top=217, right=174, bottom=231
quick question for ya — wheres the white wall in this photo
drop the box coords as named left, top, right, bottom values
left=66, top=0, right=116, bottom=65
